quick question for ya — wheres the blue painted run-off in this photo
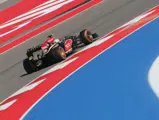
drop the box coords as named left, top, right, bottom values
left=24, top=18, right=159, bottom=120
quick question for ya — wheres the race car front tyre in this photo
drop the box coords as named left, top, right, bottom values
left=50, top=46, right=66, bottom=62
left=23, top=59, right=36, bottom=74
left=80, top=29, right=94, bottom=45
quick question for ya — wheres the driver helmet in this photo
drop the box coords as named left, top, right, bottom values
left=45, top=34, right=55, bottom=44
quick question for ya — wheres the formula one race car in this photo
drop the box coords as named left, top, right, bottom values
left=23, top=29, right=98, bottom=74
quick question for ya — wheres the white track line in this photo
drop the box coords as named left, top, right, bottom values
left=0, top=0, right=7, bottom=4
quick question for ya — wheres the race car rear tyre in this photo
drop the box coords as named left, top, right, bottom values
left=80, top=29, right=94, bottom=45
left=23, top=59, right=36, bottom=74
left=50, top=46, right=66, bottom=62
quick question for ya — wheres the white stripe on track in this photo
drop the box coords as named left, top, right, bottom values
left=0, top=0, right=7, bottom=4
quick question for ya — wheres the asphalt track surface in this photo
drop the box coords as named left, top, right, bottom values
left=0, top=0, right=21, bottom=11
left=0, top=0, right=158, bottom=102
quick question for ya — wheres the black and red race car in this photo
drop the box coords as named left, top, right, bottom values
left=23, top=29, right=98, bottom=74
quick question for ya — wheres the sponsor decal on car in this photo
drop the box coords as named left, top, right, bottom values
left=64, top=39, right=73, bottom=53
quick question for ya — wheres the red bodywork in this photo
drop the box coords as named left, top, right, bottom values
left=41, top=37, right=73, bottom=54
left=41, top=37, right=55, bottom=50
left=64, top=39, right=73, bottom=52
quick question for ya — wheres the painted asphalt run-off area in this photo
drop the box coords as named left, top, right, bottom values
left=0, top=0, right=102, bottom=54
left=0, top=4, right=159, bottom=120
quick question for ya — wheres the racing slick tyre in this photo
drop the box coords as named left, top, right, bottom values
left=23, top=59, right=36, bottom=74
left=50, top=46, right=66, bottom=62
left=80, top=29, right=94, bottom=45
